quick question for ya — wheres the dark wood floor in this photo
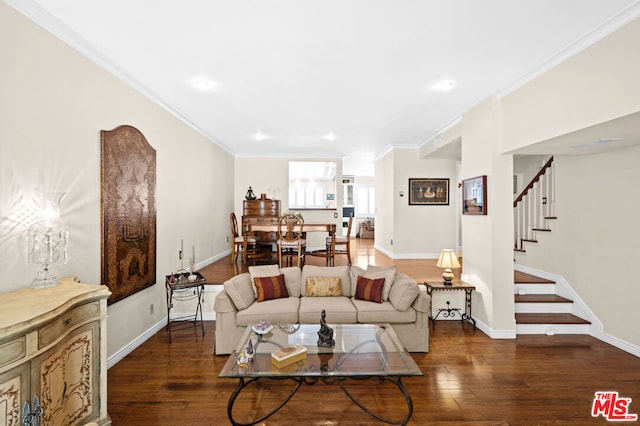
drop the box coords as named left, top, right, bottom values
left=108, top=239, right=640, bottom=424
left=108, top=321, right=640, bottom=425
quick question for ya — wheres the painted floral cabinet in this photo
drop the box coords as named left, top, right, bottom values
left=0, top=282, right=110, bottom=425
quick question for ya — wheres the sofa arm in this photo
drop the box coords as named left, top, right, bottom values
left=214, top=289, right=243, bottom=355
left=412, top=288, right=430, bottom=313
left=214, top=289, right=237, bottom=313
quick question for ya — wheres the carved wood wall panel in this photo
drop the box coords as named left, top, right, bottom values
left=101, top=125, right=156, bottom=304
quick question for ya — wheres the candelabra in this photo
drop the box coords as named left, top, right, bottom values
left=28, top=192, right=68, bottom=288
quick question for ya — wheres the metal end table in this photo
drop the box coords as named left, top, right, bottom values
left=424, top=281, right=476, bottom=329
left=165, top=271, right=206, bottom=342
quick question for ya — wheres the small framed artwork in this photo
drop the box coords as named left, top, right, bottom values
left=462, top=175, right=487, bottom=215
left=408, top=178, right=449, bottom=205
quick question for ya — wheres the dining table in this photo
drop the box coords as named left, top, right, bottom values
left=244, top=222, right=338, bottom=265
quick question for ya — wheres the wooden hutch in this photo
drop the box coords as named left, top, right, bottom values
left=242, top=197, right=281, bottom=243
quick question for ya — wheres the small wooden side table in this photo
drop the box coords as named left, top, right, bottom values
left=424, top=281, right=476, bottom=330
left=165, top=271, right=206, bottom=342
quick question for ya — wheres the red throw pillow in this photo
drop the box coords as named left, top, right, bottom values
left=254, top=274, right=289, bottom=302
left=355, top=276, right=384, bottom=303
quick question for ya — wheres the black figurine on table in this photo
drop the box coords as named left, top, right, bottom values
left=317, top=309, right=335, bottom=348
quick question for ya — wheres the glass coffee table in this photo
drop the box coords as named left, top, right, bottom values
left=219, top=323, right=423, bottom=425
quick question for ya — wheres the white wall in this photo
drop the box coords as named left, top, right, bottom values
left=374, top=151, right=395, bottom=255
left=391, top=149, right=458, bottom=258
left=515, top=147, right=640, bottom=347
left=460, top=97, right=515, bottom=335
left=0, top=2, right=235, bottom=358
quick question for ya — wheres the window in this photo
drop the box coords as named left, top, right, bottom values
left=357, top=185, right=375, bottom=216
left=289, top=161, right=337, bottom=209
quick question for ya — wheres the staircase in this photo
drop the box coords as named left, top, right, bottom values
left=514, top=156, right=556, bottom=252
left=514, top=271, right=591, bottom=334
left=513, top=158, right=591, bottom=334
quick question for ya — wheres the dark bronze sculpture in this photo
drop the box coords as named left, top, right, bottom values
left=317, top=309, right=335, bottom=348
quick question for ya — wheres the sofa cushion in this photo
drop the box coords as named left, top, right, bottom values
left=301, top=265, right=352, bottom=297
left=365, top=265, right=397, bottom=301
left=223, top=274, right=255, bottom=310
left=305, top=276, right=342, bottom=297
left=350, top=266, right=365, bottom=289
left=352, top=299, right=417, bottom=324
left=354, top=276, right=384, bottom=303
left=249, top=264, right=281, bottom=296
left=299, top=296, right=357, bottom=323
left=280, top=266, right=302, bottom=297
left=254, top=274, right=289, bottom=302
left=388, top=274, right=420, bottom=311
left=236, top=297, right=300, bottom=326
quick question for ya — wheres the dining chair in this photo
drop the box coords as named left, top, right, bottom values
left=327, top=213, right=353, bottom=266
left=276, top=213, right=306, bottom=268
left=230, top=212, right=257, bottom=264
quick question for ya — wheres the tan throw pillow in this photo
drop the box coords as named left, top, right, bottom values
left=223, top=274, right=255, bottom=310
left=302, top=265, right=351, bottom=296
left=388, top=276, right=420, bottom=311
left=305, top=276, right=342, bottom=297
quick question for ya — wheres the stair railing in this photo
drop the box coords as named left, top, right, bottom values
left=514, top=156, right=555, bottom=251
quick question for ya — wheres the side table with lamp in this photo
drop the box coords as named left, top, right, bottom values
left=426, top=249, right=476, bottom=329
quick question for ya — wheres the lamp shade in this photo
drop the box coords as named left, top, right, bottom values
left=436, top=249, right=461, bottom=269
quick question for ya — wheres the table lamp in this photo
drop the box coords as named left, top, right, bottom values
left=28, top=191, right=68, bottom=288
left=436, top=249, right=460, bottom=285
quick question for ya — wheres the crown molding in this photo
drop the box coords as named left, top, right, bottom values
left=498, top=0, right=640, bottom=97
left=5, top=0, right=235, bottom=157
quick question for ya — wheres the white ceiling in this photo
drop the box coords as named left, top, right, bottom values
left=8, top=0, right=640, bottom=175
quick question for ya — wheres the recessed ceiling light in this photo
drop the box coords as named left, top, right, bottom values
left=191, top=77, right=216, bottom=91
left=324, top=132, right=337, bottom=141
left=430, top=78, right=457, bottom=92
left=254, top=132, right=268, bottom=141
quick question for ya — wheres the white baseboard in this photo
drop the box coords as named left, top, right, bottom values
left=107, top=310, right=218, bottom=369
left=107, top=318, right=166, bottom=369
left=475, top=317, right=517, bottom=339
left=372, top=243, right=439, bottom=260
left=594, top=330, right=640, bottom=358
left=195, top=251, right=231, bottom=273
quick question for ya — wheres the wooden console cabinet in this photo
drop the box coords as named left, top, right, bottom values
left=0, top=282, right=111, bottom=425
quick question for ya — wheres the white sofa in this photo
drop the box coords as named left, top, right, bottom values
left=213, top=264, right=430, bottom=354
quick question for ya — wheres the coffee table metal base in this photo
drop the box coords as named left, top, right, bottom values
left=227, top=375, right=413, bottom=426
left=220, top=324, right=421, bottom=426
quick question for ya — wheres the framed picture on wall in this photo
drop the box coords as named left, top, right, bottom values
left=462, top=175, right=487, bottom=215
left=408, top=178, right=449, bottom=205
